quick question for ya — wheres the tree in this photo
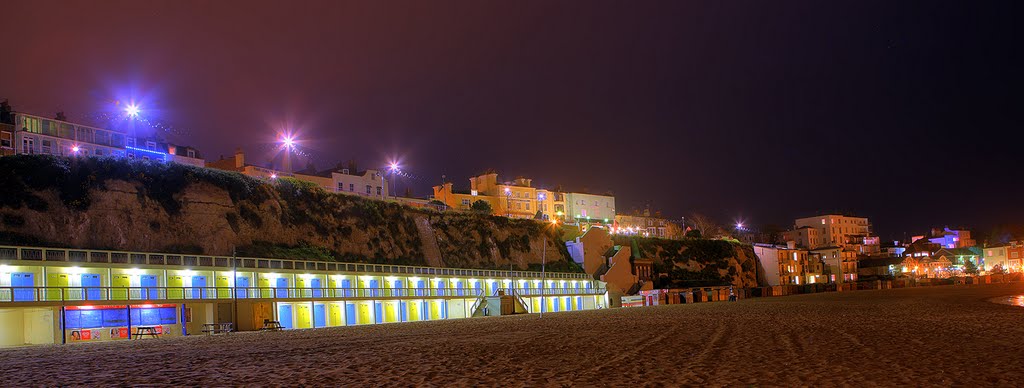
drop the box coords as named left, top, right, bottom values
left=685, top=229, right=702, bottom=238
left=55, top=111, right=67, bottom=121
left=963, top=259, right=980, bottom=276
left=688, top=213, right=721, bottom=239
left=470, top=200, right=493, bottom=215
left=991, top=264, right=1006, bottom=275
left=534, top=210, right=544, bottom=220
left=0, top=100, right=12, bottom=124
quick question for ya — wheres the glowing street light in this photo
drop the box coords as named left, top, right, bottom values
left=124, top=103, right=140, bottom=119
left=282, top=135, right=295, bottom=150
left=71, top=145, right=80, bottom=154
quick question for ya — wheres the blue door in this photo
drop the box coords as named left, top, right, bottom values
left=400, top=301, right=407, bottom=322
left=311, top=278, right=323, bottom=298
left=345, top=302, right=356, bottom=325
left=374, top=302, right=383, bottom=324
left=12, top=272, right=34, bottom=302
left=341, top=279, right=352, bottom=297
left=577, top=297, right=583, bottom=310
left=416, top=280, right=426, bottom=296
left=313, top=304, right=326, bottom=327
left=456, top=281, right=464, bottom=296
left=369, top=280, right=379, bottom=297
left=393, top=280, right=404, bottom=297
left=436, top=280, right=445, bottom=296
left=82, top=274, right=101, bottom=300
left=441, top=300, right=448, bottom=319
left=554, top=298, right=561, bottom=312
left=141, top=275, right=158, bottom=300
left=277, top=304, right=293, bottom=329
left=192, top=275, right=207, bottom=299
left=276, top=278, right=288, bottom=298
left=473, top=281, right=482, bottom=297
left=422, top=302, right=430, bottom=320
left=490, top=281, right=499, bottom=295
left=235, top=277, right=250, bottom=298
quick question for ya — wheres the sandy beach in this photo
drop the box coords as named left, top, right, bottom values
left=2, top=283, right=1023, bottom=386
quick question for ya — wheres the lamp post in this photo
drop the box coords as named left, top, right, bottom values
left=504, top=187, right=512, bottom=217
left=388, top=162, right=399, bottom=199
left=541, top=218, right=558, bottom=317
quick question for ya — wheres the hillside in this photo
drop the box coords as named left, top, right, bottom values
left=612, top=235, right=767, bottom=288
left=0, top=155, right=579, bottom=272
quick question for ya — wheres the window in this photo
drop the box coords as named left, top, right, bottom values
left=525, top=203, right=530, bottom=210
left=187, top=149, right=196, bottom=158
left=1, top=131, right=11, bottom=148
left=349, top=183, right=354, bottom=192
left=365, top=185, right=371, bottom=194
left=337, top=182, right=344, bottom=192
left=22, top=136, right=35, bottom=154
left=77, top=127, right=94, bottom=143
left=376, top=186, right=382, bottom=195
left=461, top=199, right=470, bottom=205
left=95, top=131, right=109, bottom=145
left=126, top=137, right=136, bottom=147
left=41, top=139, right=52, bottom=154
left=59, top=124, right=75, bottom=139
left=20, top=116, right=41, bottom=133
left=146, top=141, right=157, bottom=151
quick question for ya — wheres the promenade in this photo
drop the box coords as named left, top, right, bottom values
left=2, top=283, right=1022, bottom=386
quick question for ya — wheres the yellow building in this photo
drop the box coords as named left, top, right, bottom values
left=433, top=173, right=561, bottom=220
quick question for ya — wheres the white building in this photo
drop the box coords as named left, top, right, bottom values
left=564, top=192, right=615, bottom=225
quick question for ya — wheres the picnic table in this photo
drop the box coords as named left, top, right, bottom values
left=261, top=320, right=284, bottom=331
left=134, top=326, right=160, bottom=339
left=202, top=322, right=234, bottom=335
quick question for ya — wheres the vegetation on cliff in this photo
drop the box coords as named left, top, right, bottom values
left=0, top=155, right=580, bottom=272
left=612, top=235, right=764, bottom=288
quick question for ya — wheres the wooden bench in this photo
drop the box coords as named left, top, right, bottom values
left=260, top=320, right=283, bottom=331
left=202, top=322, right=234, bottom=335
left=133, top=326, right=160, bottom=339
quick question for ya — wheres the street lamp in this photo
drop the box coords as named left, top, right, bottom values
left=387, top=162, right=400, bottom=199
left=124, top=103, right=140, bottom=119
left=541, top=218, right=558, bottom=317
left=504, top=187, right=512, bottom=217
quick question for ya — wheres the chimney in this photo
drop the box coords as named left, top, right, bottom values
left=234, top=148, right=244, bottom=169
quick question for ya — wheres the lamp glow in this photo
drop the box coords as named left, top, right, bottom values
left=125, top=104, right=140, bottom=118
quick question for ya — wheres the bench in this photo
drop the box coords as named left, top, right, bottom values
left=202, top=322, right=234, bottom=335
left=133, top=326, right=160, bottom=339
left=261, top=320, right=283, bottom=331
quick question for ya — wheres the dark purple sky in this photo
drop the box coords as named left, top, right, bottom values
left=1, top=1, right=1021, bottom=241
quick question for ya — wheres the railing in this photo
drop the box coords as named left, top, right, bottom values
left=0, top=286, right=484, bottom=304
left=0, top=245, right=591, bottom=280
left=507, top=288, right=607, bottom=296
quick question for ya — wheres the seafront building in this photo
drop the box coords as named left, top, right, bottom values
left=432, top=172, right=612, bottom=223
left=753, top=243, right=811, bottom=286
left=207, top=149, right=391, bottom=199
left=5, top=111, right=204, bottom=166
left=613, top=206, right=680, bottom=239
left=792, top=214, right=873, bottom=250
left=0, top=245, right=607, bottom=347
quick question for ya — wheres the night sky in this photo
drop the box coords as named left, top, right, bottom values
left=1, top=1, right=1021, bottom=242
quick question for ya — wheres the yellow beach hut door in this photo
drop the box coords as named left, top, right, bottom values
left=167, top=276, right=184, bottom=299
left=46, top=273, right=69, bottom=301
left=112, top=274, right=130, bottom=300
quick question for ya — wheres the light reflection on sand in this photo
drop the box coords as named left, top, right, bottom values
left=991, top=295, right=1024, bottom=307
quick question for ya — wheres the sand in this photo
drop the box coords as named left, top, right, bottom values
left=2, top=283, right=1023, bottom=386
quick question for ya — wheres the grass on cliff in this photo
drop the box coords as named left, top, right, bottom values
left=0, top=155, right=582, bottom=272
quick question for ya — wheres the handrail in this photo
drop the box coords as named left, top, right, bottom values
left=0, top=286, right=489, bottom=304
left=0, top=245, right=592, bottom=280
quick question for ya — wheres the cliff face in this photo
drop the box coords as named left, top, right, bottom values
left=0, top=156, right=577, bottom=272
left=613, top=236, right=768, bottom=288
